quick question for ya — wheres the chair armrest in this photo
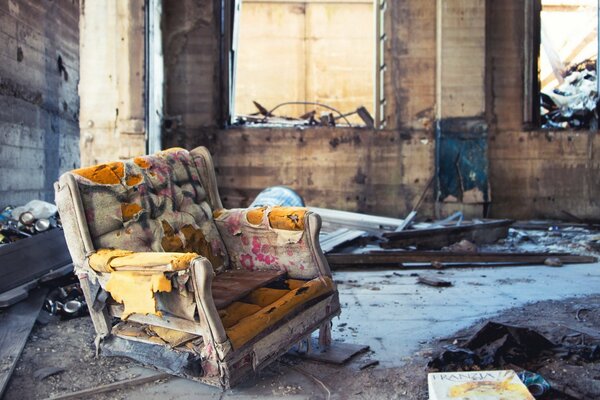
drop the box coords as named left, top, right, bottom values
left=87, top=249, right=230, bottom=356
left=213, top=206, right=333, bottom=280
left=87, top=249, right=200, bottom=273
left=189, top=258, right=230, bottom=356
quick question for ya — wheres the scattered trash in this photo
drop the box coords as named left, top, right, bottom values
left=417, top=276, right=453, bottom=288
left=517, top=371, right=550, bottom=398
left=43, top=282, right=87, bottom=319
left=249, top=186, right=305, bottom=208
left=444, top=239, right=478, bottom=253
left=359, top=360, right=379, bottom=370
left=33, top=367, right=66, bottom=382
left=429, top=321, right=600, bottom=372
left=428, top=370, right=534, bottom=400
left=541, top=58, right=598, bottom=130
left=235, top=101, right=375, bottom=128
left=0, top=200, right=62, bottom=245
left=544, top=257, right=563, bottom=267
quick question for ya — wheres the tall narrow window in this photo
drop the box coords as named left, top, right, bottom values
left=539, top=0, right=598, bottom=129
left=232, top=0, right=376, bottom=128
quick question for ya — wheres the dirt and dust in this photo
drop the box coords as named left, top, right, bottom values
left=5, top=295, right=600, bottom=399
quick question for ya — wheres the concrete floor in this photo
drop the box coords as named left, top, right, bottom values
left=113, top=263, right=600, bottom=398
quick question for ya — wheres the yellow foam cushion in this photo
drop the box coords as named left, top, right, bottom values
left=246, top=207, right=307, bottom=231
left=89, top=249, right=198, bottom=272
left=243, top=287, right=290, bottom=308
left=218, top=302, right=262, bottom=329
left=72, top=162, right=125, bottom=185
left=226, top=276, right=334, bottom=349
left=105, top=271, right=172, bottom=319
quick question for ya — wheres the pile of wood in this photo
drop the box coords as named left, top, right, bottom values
left=315, top=208, right=597, bottom=270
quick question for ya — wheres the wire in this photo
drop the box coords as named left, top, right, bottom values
left=267, top=101, right=353, bottom=127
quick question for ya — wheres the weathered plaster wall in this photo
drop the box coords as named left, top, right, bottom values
left=162, top=0, right=600, bottom=220
left=184, top=127, right=435, bottom=217
left=163, top=0, right=220, bottom=132
left=78, top=0, right=146, bottom=167
left=487, top=0, right=600, bottom=220
left=163, top=0, right=437, bottom=218
left=0, top=0, right=79, bottom=206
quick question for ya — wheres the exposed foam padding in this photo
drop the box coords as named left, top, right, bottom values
left=246, top=207, right=307, bottom=231
left=218, top=302, right=262, bottom=329
left=105, top=271, right=172, bottom=318
left=225, top=276, right=334, bottom=349
left=89, top=248, right=198, bottom=272
left=243, top=287, right=290, bottom=308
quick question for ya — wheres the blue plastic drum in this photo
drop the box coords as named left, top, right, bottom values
left=249, top=186, right=305, bottom=208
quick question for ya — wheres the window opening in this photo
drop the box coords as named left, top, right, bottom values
left=231, top=0, right=378, bottom=128
left=539, top=0, right=599, bottom=129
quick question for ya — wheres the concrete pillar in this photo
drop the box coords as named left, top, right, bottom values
left=79, top=0, right=146, bottom=166
left=435, top=0, right=489, bottom=218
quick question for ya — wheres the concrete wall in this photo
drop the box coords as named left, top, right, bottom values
left=487, top=0, right=600, bottom=221
left=78, top=0, right=146, bottom=167
left=161, top=0, right=600, bottom=221
left=0, top=0, right=80, bottom=206
left=163, top=0, right=437, bottom=219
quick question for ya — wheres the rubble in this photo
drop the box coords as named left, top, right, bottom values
left=235, top=100, right=375, bottom=128
left=541, top=58, right=599, bottom=130
left=0, top=200, right=62, bottom=245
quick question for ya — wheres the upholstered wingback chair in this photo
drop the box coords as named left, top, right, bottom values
left=54, top=147, right=340, bottom=388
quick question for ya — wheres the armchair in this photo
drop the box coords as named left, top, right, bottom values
left=54, top=147, right=340, bottom=388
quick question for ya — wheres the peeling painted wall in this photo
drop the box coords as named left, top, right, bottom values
left=162, top=0, right=437, bottom=219
left=487, top=0, right=600, bottom=221
left=78, top=0, right=146, bottom=167
left=0, top=0, right=80, bottom=206
left=161, top=0, right=600, bottom=220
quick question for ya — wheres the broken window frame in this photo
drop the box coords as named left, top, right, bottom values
left=220, top=0, right=386, bottom=129
left=524, top=0, right=600, bottom=131
left=145, top=0, right=164, bottom=154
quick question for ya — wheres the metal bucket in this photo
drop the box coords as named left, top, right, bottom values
left=249, top=186, right=305, bottom=208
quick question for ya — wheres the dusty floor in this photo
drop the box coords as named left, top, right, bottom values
left=5, top=262, right=600, bottom=399
left=5, top=226, right=600, bottom=399
left=5, top=294, right=600, bottom=399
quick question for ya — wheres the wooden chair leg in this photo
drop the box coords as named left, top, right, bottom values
left=318, top=321, right=332, bottom=348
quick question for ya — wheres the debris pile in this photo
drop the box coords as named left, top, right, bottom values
left=235, top=100, right=374, bottom=128
left=250, top=186, right=600, bottom=271
left=0, top=200, right=62, bottom=244
left=541, top=58, right=598, bottom=129
left=429, top=320, right=600, bottom=399
left=43, top=281, right=87, bottom=319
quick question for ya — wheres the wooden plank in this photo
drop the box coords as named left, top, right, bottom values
left=0, top=288, right=47, bottom=397
left=288, top=337, right=369, bottom=364
left=212, top=269, right=286, bottom=309
left=319, top=228, right=366, bottom=253
left=381, top=219, right=513, bottom=249
left=417, top=275, right=452, bottom=287
left=0, top=229, right=72, bottom=295
left=326, top=251, right=597, bottom=268
left=48, top=369, right=171, bottom=400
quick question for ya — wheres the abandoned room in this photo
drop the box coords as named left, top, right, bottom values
left=1, top=0, right=600, bottom=398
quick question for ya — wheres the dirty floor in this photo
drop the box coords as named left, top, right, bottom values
left=4, top=260, right=600, bottom=399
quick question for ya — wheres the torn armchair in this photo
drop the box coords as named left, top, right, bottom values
left=54, top=147, right=340, bottom=388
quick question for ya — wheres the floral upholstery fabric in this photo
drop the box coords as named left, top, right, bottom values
left=70, top=148, right=228, bottom=271
left=214, top=208, right=320, bottom=280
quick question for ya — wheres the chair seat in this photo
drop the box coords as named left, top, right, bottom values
left=219, top=276, right=334, bottom=350
left=211, top=269, right=286, bottom=309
